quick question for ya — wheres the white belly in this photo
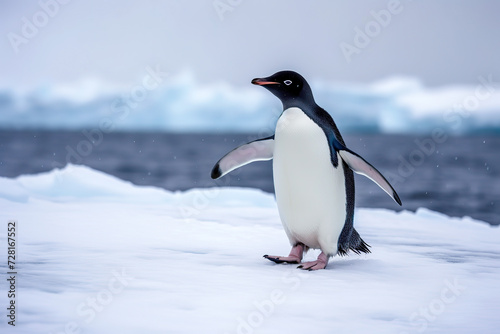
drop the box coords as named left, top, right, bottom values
left=273, top=107, right=347, bottom=255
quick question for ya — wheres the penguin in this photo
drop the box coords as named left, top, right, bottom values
left=211, top=70, right=402, bottom=270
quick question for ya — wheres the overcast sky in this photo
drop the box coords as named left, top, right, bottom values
left=1, top=0, right=499, bottom=89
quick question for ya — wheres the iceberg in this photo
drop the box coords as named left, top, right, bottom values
left=0, top=72, right=499, bottom=134
left=0, top=165, right=498, bottom=333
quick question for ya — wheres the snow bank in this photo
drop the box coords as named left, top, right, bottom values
left=1, top=73, right=499, bottom=134
left=0, top=165, right=499, bottom=334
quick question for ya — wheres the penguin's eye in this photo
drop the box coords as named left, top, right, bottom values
left=284, top=80, right=292, bottom=86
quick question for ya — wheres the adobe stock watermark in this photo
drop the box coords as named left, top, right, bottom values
left=386, top=74, right=498, bottom=187
left=339, top=0, right=410, bottom=63
left=225, top=268, right=309, bottom=334
left=401, top=277, right=466, bottom=333
left=48, top=268, right=135, bottom=334
left=7, top=0, right=72, bottom=54
left=51, top=65, right=168, bottom=169
left=213, top=0, right=244, bottom=21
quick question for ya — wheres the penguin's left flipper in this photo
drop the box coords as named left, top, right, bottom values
left=211, top=136, right=274, bottom=179
left=338, top=148, right=402, bottom=206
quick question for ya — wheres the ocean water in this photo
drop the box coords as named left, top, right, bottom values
left=0, top=130, right=497, bottom=225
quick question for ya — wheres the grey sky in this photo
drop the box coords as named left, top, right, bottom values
left=1, top=0, right=499, bottom=89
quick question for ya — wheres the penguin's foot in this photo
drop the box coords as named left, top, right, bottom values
left=263, top=255, right=301, bottom=264
left=297, top=252, right=329, bottom=270
left=263, top=243, right=304, bottom=264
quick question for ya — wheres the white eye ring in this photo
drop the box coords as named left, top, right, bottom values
left=284, top=80, right=292, bottom=86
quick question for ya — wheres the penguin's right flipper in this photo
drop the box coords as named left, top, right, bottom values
left=211, top=135, right=274, bottom=179
left=338, top=149, right=402, bottom=206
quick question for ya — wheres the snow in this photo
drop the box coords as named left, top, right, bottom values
left=1, top=72, right=499, bottom=134
left=0, top=165, right=499, bottom=334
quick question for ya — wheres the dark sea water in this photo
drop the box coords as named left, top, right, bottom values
left=0, top=130, right=498, bottom=226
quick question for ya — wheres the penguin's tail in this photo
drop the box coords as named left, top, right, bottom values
left=337, top=228, right=371, bottom=256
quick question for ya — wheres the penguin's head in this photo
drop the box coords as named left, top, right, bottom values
left=251, top=70, right=314, bottom=106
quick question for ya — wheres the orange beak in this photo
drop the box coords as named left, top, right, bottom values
left=251, top=78, right=280, bottom=86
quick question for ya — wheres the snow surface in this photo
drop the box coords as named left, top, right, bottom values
left=1, top=72, right=499, bottom=134
left=0, top=165, right=499, bottom=334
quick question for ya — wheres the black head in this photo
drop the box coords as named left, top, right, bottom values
left=251, top=70, right=315, bottom=108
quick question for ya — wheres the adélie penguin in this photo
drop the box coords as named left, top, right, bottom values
left=211, top=70, right=402, bottom=270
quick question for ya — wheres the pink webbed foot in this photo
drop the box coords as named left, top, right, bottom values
left=264, top=243, right=304, bottom=264
left=297, top=252, right=329, bottom=270
left=264, top=255, right=301, bottom=264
